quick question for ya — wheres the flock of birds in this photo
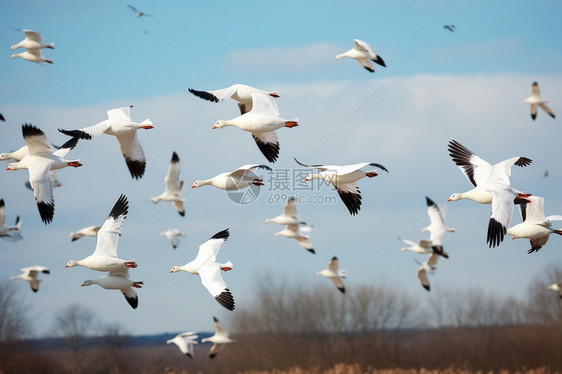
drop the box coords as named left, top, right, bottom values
left=2, top=9, right=560, bottom=358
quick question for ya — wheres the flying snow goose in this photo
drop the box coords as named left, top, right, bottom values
left=66, top=195, right=138, bottom=273
left=547, top=282, right=562, bottom=299
left=70, top=225, right=102, bottom=242
left=0, top=216, right=22, bottom=242
left=422, top=196, right=454, bottom=258
left=11, top=265, right=49, bottom=293
left=127, top=4, right=154, bottom=17
left=161, top=229, right=186, bottom=249
left=81, top=269, right=143, bottom=309
left=169, top=229, right=235, bottom=311
left=150, top=151, right=186, bottom=216
left=0, top=199, right=21, bottom=238
left=294, top=158, right=389, bottom=215
left=398, top=237, right=433, bottom=254
left=167, top=332, right=199, bottom=357
left=189, top=84, right=279, bottom=115
left=201, top=317, right=236, bottom=359
left=274, top=224, right=315, bottom=254
left=58, top=105, right=153, bottom=179
left=417, top=253, right=440, bottom=291
left=192, top=164, right=271, bottom=190
left=266, top=196, right=306, bottom=225
left=11, top=48, right=52, bottom=64
left=316, top=256, right=346, bottom=293
left=212, top=92, right=298, bottom=163
left=507, top=196, right=562, bottom=253
left=522, top=82, right=555, bottom=120
left=6, top=125, right=82, bottom=224
left=11, top=30, right=54, bottom=51
left=447, top=140, right=532, bottom=248
left=335, top=39, right=386, bottom=73
left=443, top=24, right=456, bottom=32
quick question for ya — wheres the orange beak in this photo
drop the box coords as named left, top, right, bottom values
left=447, top=198, right=452, bottom=202
left=169, top=270, right=174, bottom=273
left=141, top=125, right=154, bottom=129
left=212, top=125, right=217, bottom=129
left=304, top=178, right=309, bottom=182
left=191, top=185, right=196, bottom=188
left=65, top=265, right=69, bottom=268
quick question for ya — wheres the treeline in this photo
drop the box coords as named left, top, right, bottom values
left=1, top=265, right=562, bottom=374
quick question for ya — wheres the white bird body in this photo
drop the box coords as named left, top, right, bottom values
left=398, top=237, right=433, bottom=254
left=417, top=253, right=440, bottom=291
left=192, top=164, right=271, bottom=190
left=66, top=195, right=137, bottom=273
left=70, top=225, right=102, bottom=241
left=167, top=332, right=199, bottom=357
left=295, top=158, right=388, bottom=215
left=547, top=282, right=562, bottom=298
left=189, top=84, right=279, bottom=115
left=151, top=152, right=186, bottom=216
left=11, top=48, right=52, bottom=64
left=11, top=30, right=54, bottom=51
left=58, top=106, right=153, bottom=179
left=447, top=140, right=532, bottom=248
left=81, top=271, right=143, bottom=309
left=522, top=82, right=555, bottom=120
left=266, top=196, right=305, bottom=225
left=335, top=39, right=386, bottom=72
left=11, top=265, right=49, bottom=292
left=170, top=229, right=235, bottom=311
left=213, top=93, right=298, bottom=163
left=201, top=317, right=236, bottom=359
left=275, top=224, right=315, bottom=254
left=0, top=199, right=21, bottom=238
left=507, top=196, right=562, bottom=253
left=316, top=256, right=346, bottom=293
left=161, top=229, right=185, bottom=249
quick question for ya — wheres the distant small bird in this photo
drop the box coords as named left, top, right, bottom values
left=398, top=237, right=433, bottom=254
left=266, top=196, right=306, bottom=226
left=274, top=223, right=315, bottom=254
left=0, top=199, right=22, bottom=239
left=543, top=170, right=549, bottom=178
left=189, top=84, right=279, bottom=115
left=201, top=317, right=236, bottom=359
left=213, top=93, right=298, bottom=163
left=192, top=164, right=271, bottom=190
left=151, top=152, right=186, bottom=216
left=335, top=39, right=386, bottom=73
left=58, top=106, right=153, bottom=179
left=11, top=265, right=49, bottom=292
left=11, top=48, right=52, bottom=64
left=547, top=282, right=562, bottom=299
left=70, top=225, right=102, bottom=242
left=169, top=229, right=235, bottom=311
left=443, top=24, right=455, bottom=32
left=507, top=196, right=562, bottom=253
left=160, top=229, right=185, bottom=249
left=316, top=256, right=346, bottom=293
left=127, top=5, right=154, bottom=17
left=417, top=253, right=439, bottom=291
left=294, top=158, right=388, bottom=215
left=447, top=140, right=532, bottom=248
left=11, top=29, right=54, bottom=51
left=522, top=82, right=555, bottom=120
left=422, top=196, right=454, bottom=258
left=81, top=270, right=143, bottom=309
left=167, top=332, right=199, bottom=357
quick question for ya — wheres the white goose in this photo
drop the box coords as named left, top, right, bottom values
left=11, top=30, right=54, bottom=51
left=11, top=49, right=52, bottom=64
left=11, top=265, right=49, bottom=293
left=316, top=256, right=346, bottom=293
left=0, top=199, right=21, bottom=238
left=151, top=151, right=186, bottom=216
left=167, top=332, right=199, bottom=357
left=6, top=124, right=82, bottom=224
left=522, top=82, right=555, bottom=120
left=81, top=269, right=143, bottom=309
left=266, top=196, right=306, bottom=226
left=169, top=229, right=235, bottom=311
left=294, top=158, right=388, bottom=215
left=213, top=92, right=298, bottom=163
left=274, top=224, right=315, bottom=254
left=335, top=39, right=386, bottom=73
left=160, top=229, right=185, bottom=249
left=547, top=282, right=562, bottom=299
left=201, top=317, right=236, bottom=359
left=447, top=140, right=532, bottom=248
left=417, top=253, right=440, bottom=292
left=398, top=237, right=433, bottom=254
left=189, top=84, right=279, bottom=115
left=70, top=225, right=102, bottom=242
left=66, top=195, right=138, bottom=273
left=58, top=105, right=153, bottom=179
left=422, top=196, right=454, bottom=258
left=507, top=196, right=562, bottom=253
left=192, top=164, right=271, bottom=190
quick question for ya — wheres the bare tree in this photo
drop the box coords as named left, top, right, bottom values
left=0, top=281, right=31, bottom=372
left=101, top=322, right=131, bottom=374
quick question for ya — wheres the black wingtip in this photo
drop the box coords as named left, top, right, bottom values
left=337, top=190, right=362, bottom=216
left=307, top=248, right=316, bottom=254
left=59, top=136, right=80, bottom=151
left=42, top=270, right=50, bottom=274
left=363, top=66, right=375, bottom=73
left=0, top=199, right=4, bottom=208
left=252, top=135, right=279, bottom=163
left=210, top=228, right=229, bottom=241
left=527, top=246, right=542, bottom=254
left=37, top=201, right=54, bottom=224
left=531, top=113, right=537, bottom=120
left=209, top=353, right=217, bottom=359
left=213, top=316, right=219, bottom=322
left=215, top=289, right=235, bottom=311
left=487, top=218, right=506, bottom=248
left=22, top=123, right=44, bottom=138
left=431, top=245, right=449, bottom=259
left=0, top=113, right=5, bottom=122
left=515, top=157, right=532, bottom=167
left=58, top=128, right=92, bottom=140
left=188, top=88, right=219, bottom=103
left=422, top=284, right=430, bottom=292
left=425, top=196, right=436, bottom=207
left=171, top=151, right=179, bottom=163
left=124, top=157, right=146, bottom=179
left=124, top=295, right=138, bottom=309
left=331, top=256, right=338, bottom=261
left=338, top=287, right=345, bottom=294
left=108, top=194, right=128, bottom=220
left=178, top=210, right=185, bottom=217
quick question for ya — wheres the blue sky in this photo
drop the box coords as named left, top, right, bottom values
left=1, top=0, right=562, bottom=337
